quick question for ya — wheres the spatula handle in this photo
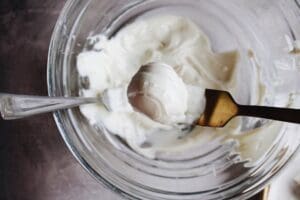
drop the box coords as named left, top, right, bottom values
left=238, top=105, right=300, bottom=124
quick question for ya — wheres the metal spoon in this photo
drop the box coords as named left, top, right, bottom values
left=0, top=94, right=110, bottom=120
left=3, top=63, right=299, bottom=129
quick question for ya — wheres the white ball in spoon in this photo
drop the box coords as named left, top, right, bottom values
left=128, top=63, right=188, bottom=125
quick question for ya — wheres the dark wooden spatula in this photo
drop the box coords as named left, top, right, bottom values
left=198, top=89, right=300, bottom=127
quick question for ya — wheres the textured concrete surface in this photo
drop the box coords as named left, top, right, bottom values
left=0, top=0, right=262, bottom=199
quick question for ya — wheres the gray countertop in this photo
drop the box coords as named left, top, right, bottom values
left=0, top=1, right=262, bottom=199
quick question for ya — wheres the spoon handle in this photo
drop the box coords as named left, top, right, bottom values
left=0, top=94, right=98, bottom=120
left=238, top=105, right=300, bottom=124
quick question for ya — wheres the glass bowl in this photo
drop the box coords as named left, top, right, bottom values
left=47, top=0, right=300, bottom=199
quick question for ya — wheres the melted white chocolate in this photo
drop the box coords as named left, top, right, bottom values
left=77, top=15, right=268, bottom=158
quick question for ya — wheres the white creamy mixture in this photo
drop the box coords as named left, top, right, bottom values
left=77, top=15, right=271, bottom=158
left=127, top=63, right=194, bottom=125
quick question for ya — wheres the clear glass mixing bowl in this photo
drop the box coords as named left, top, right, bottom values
left=47, top=0, right=300, bottom=199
